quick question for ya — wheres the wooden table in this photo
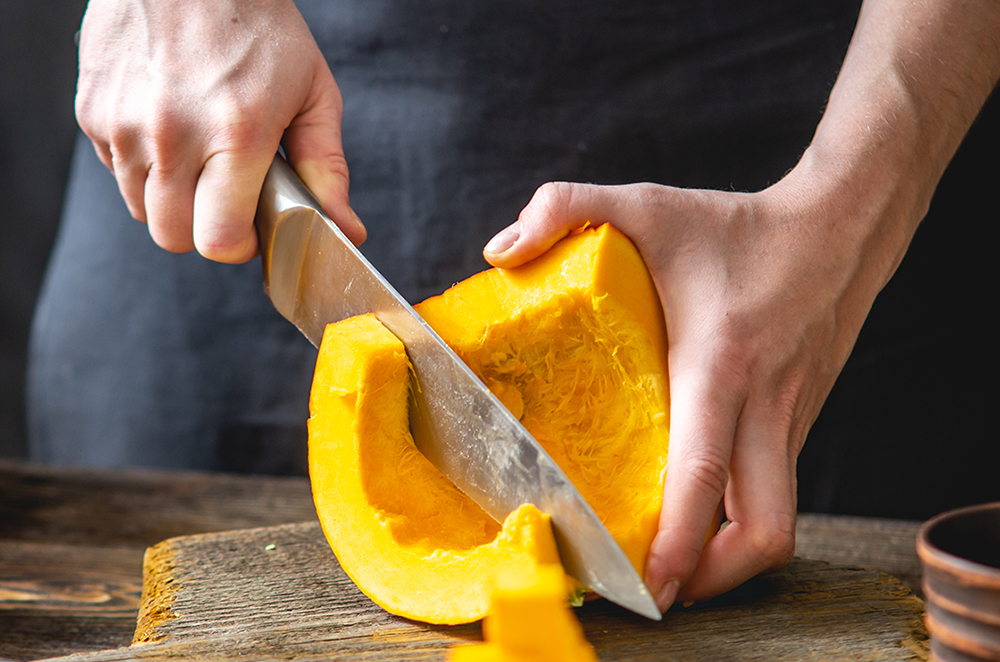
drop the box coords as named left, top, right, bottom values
left=0, top=460, right=927, bottom=661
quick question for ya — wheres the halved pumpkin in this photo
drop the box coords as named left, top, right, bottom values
left=309, top=224, right=670, bottom=624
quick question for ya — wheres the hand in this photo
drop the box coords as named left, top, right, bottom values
left=484, top=158, right=903, bottom=609
left=484, top=0, right=1000, bottom=612
left=75, top=0, right=365, bottom=263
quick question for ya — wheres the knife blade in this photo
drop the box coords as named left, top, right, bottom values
left=255, top=154, right=660, bottom=620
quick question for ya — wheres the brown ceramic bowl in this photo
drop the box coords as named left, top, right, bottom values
left=917, top=502, right=1000, bottom=662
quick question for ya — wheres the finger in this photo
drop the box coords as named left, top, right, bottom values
left=99, top=119, right=149, bottom=223
left=676, top=406, right=797, bottom=602
left=192, top=148, right=272, bottom=263
left=484, top=182, right=629, bottom=268
left=144, top=160, right=199, bottom=254
left=75, top=64, right=114, bottom=173
left=643, top=358, right=742, bottom=611
left=87, top=136, right=115, bottom=173
left=282, top=66, right=366, bottom=246
left=108, top=147, right=150, bottom=225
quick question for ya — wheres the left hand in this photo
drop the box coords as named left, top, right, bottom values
left=484, top=0, right=1000, bottom=609
left=483, top=159, right=899, bottom=609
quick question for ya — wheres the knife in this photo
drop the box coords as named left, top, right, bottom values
left=254, top=154, right=661, bottom=621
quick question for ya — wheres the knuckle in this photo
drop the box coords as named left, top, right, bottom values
left=320, top=152, right=350, bottom=184
left=74, top=90, right=100, bottom=134
left=194, top=218, right=255, bottom=264
left=144, top=98, right=190, bottom=168
left=628, top=182, right=664, bottom=207
left=678, top=447, right=730, bottom=499
left=208, top=99, right=269, bottom=152
left=299, top=151, right=351, bottom=193
left=690, top=337, right=757, bottom=405
left=749, top=516, right=796, bottom=571
left=104, top=115, right=137, bottom=158
left=519, top=181, right=587, bottom=239
left=527, top=181, right=575, bottom=220
left=199, top=239, right=254, bottom=264
left=149, top=229, right=194, bottom=255
left=195, top=233, right=235, bottom=258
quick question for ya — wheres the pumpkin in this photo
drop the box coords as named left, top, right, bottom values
left=447, top=565, right=599, bottom=662
left=414, top=223, right=670, bottom=573
left=309, top=314, right=561, bottom=624
left=308, top=224, right=670, bottom=624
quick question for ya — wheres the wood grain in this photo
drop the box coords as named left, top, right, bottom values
left=795, top=513, right=923, bottom=596
left=0, top=461, right=317, bottom=662
left=42, top=521, right=928, bottom=662
left=1, top=461, right=929, bottom=661
left=0, top=461, right=317, bottom=548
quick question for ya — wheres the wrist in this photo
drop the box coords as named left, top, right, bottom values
left=765, top=0, right=1000, bottom=295
left=763, top=137, right=921, bottom=299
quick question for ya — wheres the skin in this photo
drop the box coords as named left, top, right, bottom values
left=485, top=0, right=1000, bottom=608
left=75, top=0, right=364, bottom=261
left=76, top=0, right=999, bottom=611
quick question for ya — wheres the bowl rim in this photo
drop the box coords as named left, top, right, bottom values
left=917, top=501, right=1000, bottom=588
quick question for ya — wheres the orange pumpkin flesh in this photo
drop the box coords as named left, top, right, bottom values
left=415, top=224, right=670, bottom=573
left=448, top=565, right=598, bottom=662
left=309, top=224, right=670, bottom=624
left=309, top=314, right=560, bottom=624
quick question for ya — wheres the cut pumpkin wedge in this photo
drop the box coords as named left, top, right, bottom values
left=309, top=314, right=560, bottom=624
left=308, top=224, right=671, bottom=624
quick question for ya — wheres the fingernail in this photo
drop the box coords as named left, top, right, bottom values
left=485, top=223, right=520, bottom=255
left=656, top=579, right=681, bottom=611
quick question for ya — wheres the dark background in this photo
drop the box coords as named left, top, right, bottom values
left=1, top=0, right=88, bottom=459
left=1, top=1, right=996, bottom=521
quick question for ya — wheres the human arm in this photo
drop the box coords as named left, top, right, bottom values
left=484, top=0, right=1000, bottom=610
left=74, top=0, right=365, bottom=263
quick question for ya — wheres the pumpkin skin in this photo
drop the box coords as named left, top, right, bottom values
left=309, top=224, right=670, bottom=624
left=414, top=224, right=670, bottom=575
left=309, top=314, right=561, bottom=625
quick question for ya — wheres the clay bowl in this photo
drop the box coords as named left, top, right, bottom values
left=917, top=502, right=1000, bottom=662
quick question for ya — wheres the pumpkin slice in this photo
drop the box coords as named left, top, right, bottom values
left=309, top=224, right=671, bottom=624
left=448, top=564, right=599, bottom=662
left=414, top=223, right=670, bottom=574
left=309, top=314, right=560, bottom=624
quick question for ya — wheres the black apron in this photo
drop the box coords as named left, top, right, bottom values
left=34, top=0, right=998, bottom=519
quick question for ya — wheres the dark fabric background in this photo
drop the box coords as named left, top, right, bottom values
left=0, top=0, right=88, bottom=458
left=6, top=1, right=998, bottom=521
left=797, top=91, right=1000, bottom=519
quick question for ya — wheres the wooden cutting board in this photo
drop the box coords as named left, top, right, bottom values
left=48, top=522, right=928, bottom=661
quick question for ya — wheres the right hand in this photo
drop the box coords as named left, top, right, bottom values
left=76, top=0, right=366, bottom=263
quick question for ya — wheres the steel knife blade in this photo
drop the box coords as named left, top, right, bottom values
left=254, top=155, right=660, bottom=620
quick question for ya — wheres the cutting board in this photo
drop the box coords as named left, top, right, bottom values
left=48, top=522, right=928, bottom=661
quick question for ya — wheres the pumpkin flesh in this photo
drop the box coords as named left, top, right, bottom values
left=415, top=224, right=670, bottom=573
left=309, top=314, right=560, bottom=625
left=309, top=224, right=670, bottom=624
left=448, top=565, right=599, bottom=662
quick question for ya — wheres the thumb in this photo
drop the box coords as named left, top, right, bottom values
left=484, top=182, right=627, bottom=268
left=282, top=68, right=367, bottom=246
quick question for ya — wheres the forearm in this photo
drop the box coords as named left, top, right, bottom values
left=792, top=0, right=1000, bottom=287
